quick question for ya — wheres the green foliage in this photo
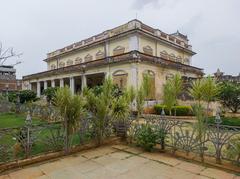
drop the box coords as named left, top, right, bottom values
left=142, top=74, right=151, bottom=98
left=207, top=116, right=240, bottom=126
left=112, top=94, right=130, bottom=122
left=218, top=81, right=240, bottom=113
left=154, top=104, right=193, bottom=116
left=163, top=74, right=183, bottom=115
left=84, top=78, right=119, bottom=145
left=189, top=77, right=219, bottom=105
left=43, top=87, right=58, bottom=103
left=136, top=86, right=145, bottom=116
left=0, top=113, right=43, bottom=128
left=7, top=92, right=17, bottom=103
left=189, top=79, right=205, bottom=104
left=136, top=124, right=157, bottom=151
left=202, top=76, right=219, bottom=103
left=19, top=90, right=37, bottom=104
left=54, top=87, right=86, bottom=134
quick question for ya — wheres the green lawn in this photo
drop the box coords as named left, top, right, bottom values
left=0, top=113, right=44, bottom=128
left=207, top=116, right=240, bottom=127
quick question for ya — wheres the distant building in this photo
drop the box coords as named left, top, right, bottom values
left=0, top=65, right=22, bottom=94
left=214, top=69, right=240, bottom=83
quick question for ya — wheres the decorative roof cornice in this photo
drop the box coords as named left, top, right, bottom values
left=23, top=51, right=203, bottom=81
left=44, top=20, right=195, bottom=61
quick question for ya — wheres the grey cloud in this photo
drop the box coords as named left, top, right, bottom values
left=0, top=0, right=239, bottom=78
left=132, top=0, right=162, bottom=9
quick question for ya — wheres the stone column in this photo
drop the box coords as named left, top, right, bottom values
left=44, top=81, right=48, bottom=90
left=131, top=63, right=138, bottom=90
left=131, top=64, right=138, bottom=110
left=37, top=81, right=41, bottom=97
left=60, top=79, right=64, bottom=88
left=51, top=80, right=55, bottom=88
left=105, top=72, right=110, bottom=80
left=70, top=77, right=75, bottom=94
left=29, top=83, right=32, bottom=90
left=81, top=75, right=87, bottom=91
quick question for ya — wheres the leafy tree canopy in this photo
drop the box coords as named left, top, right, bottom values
left=218, top=81, right=240, bottom=113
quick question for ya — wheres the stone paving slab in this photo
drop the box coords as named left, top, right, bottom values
left=175, top=161, right=206, bottom=174
left=1, top=144, right=239, bottom=179
left=200, top=168, right=236, bottom=179
left=140, top=151, right=182, bottom=166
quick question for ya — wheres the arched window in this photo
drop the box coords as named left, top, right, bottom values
left=184, top=58, right=190, bottom=65
left=96, top=50, right=104, bottom=60
left=75, top=57, right=82, bottom=64
left=50, top=64, right=56, bottom=70
left=84, top=54, right=93, bottom=62
left=66, top=59, right=73, bottom=66
left=160, top=50, right=168, bottom=60
left=166, top=73, right=174, bottom=80
left=143, top=70, right=155, bottom=100
left=59, top=61, right=65, bottom=68
left=176, top=56, right=182, bottom=63
left=113, top=46, right=125, bottom=56
left=143, top=45, right=153, bottom=55
left=112, top=70, right=128, bottom=89
left=169, top=53, right=176, bottom=61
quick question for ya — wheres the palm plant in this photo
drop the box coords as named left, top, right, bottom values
left=136, top=86, right=145, bottom=117
left=189, top=79, right=205, bottom=105
left=163, top=82, right=175, bottom=115
left=112, top=92, right=131, bottom=137
left=84, top=77, right=117, bottom=145
left=142, top=74, right=151, bottom=100
left=163, top=74, right=183, bottom=115
left=54, top=87, right=86, bottom=153
left=125, top=86, right=136, bottom=112
left=202, top=76, right=219, bottom=117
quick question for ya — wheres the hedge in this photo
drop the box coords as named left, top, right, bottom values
left=154, top=104, right=194, bottom=116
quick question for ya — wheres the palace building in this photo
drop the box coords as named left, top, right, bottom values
left=22, top=19, right=203, bottom=100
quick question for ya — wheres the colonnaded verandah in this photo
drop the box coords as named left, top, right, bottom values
left=22, top=19, right=204, bottom=101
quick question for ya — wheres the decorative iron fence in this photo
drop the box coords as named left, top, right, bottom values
left=129, top=114, right=240, bottom=166
left=0, top=116, right=96, bottom=164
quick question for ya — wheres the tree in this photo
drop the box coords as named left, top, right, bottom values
left=0, top=42, right=22, bottom=65
left=43, top=87, right=58, bottom=103
left=19, top=90, right=37, bottom=104
left=54, top=87, right=86, bottom=153
left=218, top=81, right=240, bottom=113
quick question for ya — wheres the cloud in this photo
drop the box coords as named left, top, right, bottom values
left=0, top=0, right=239, bottom=78
left=132, top=0, right=162, bottom=9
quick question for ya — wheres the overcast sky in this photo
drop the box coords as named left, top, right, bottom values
left=1, top=0, right=239, bottom=78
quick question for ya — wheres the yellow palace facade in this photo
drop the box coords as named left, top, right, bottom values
left=22, top=19, right=203, bottom=101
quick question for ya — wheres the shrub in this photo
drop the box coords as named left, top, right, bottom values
left=43, top=87, right=58, bottom=103
left=136, top=124, right=157, bottom=151
left=154, top=104, right=193, bottom=116
left=19, top=90, right=37, bottom=104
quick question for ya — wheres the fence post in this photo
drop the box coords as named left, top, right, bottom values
left=215, top=110, right=222, bottom=164
left=25, top=111, right=32, bottom=158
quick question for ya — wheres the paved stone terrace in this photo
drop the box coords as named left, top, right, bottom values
left=0, top=145, right=239, bottom=179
